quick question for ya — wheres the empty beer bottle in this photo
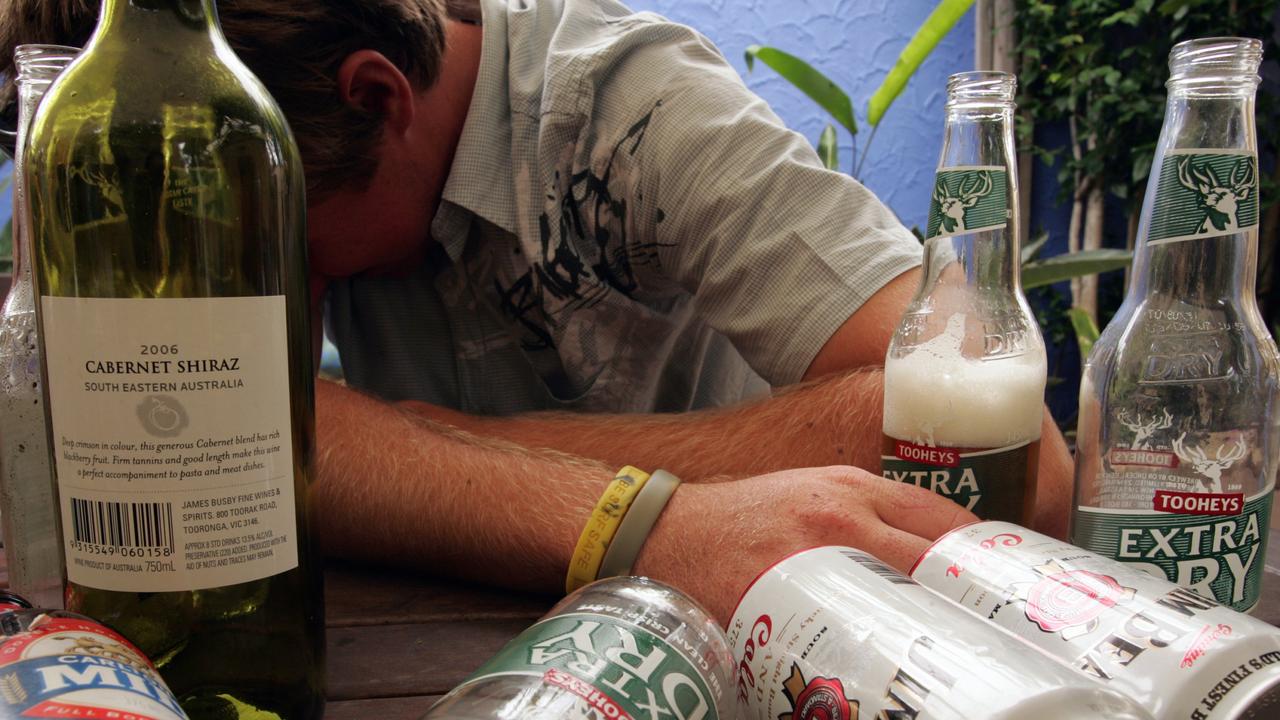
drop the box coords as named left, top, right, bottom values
left=423, top=577, right=734, bottom=719
left=882, top=71, right=1047, bottom=523
left=26, top=0, right=323, bottom=717
left=0, top=44, right=77, bottom=610
left=1072, top=38, right=1279, bottom=613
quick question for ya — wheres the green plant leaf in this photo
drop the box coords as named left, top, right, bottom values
left=1021, top=249, right=1133, bottom=289
left=1067, top=307, right=1101, bottom=361
left=816, top=124, right=839, bottom=170
left=866, top=0, right=975, bottom=127
left=1021, top=231, right=1050, bottom=262
left=744, top=45, right=856, bottom=136
left=0, top=218, right=12, bottom=276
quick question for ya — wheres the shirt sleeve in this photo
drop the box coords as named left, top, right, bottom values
left=602, top=22, right=924, bottom=386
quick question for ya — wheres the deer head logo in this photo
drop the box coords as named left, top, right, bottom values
left=1172, top=433, right=1248, bottom=493
left=1117, top=408, right=1173, bottom=450
left=1176, top=157, right=1254, bottom=234
left=933, top=171, right=994, bottom=234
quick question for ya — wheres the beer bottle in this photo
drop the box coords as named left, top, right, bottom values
left=0, top=44, right=77, bottom=610
left=1072, top=37, right=1278, bottom=614
left=729, top=547, right=1155, bottom=720
left=882, top=70, right=1047, bottom=522
left=423, top=577, right=735, bottom=719
left=0, top=590, right=190, bottom=719
left=26, top=1, right=323, bottom=717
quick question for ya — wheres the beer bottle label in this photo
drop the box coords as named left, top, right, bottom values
left=1074, top=488, right=1272, bottom=612
left=458, top=610, right=720, bottom=720
left=881, top=437, right=1037, bottom=522
left=1148, top=150, right=1259, bottom=245
left=925, top=166, right=1009, bottom=241
left=0, top=615, right=187, bottom=719
left=41, top=296, right=300, bottom=593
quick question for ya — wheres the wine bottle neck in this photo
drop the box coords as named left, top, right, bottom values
left=96, top=0, right=219, bottom=45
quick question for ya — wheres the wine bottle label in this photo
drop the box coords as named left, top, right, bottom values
left=456, top=610, right=721, bottom=720
left=41, top=296, right=299, bottom=593
left=1074, top=488, right=1273, bottom=613
left=1148, top=150, right=1259, bottom=245
left=925, top=165, right=1009, bottom=241
left=0, top=614, right=187, bottom=719
left=881, top=437, right=1038, bottom=521
left=913, top=521, right=1280, bottom=719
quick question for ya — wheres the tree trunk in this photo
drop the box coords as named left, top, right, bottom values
left=1081, top=181, right=1105, bottom=322
left=1125, top=206, right=1140, bottom=291
left=1067, top=116, right=1085, bottom=309
left=1261, top=162, right=1280, bottom=330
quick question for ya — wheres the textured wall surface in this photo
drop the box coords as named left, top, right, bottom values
left=627, top=0, right=975, bottom=230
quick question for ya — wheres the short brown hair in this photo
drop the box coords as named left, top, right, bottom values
left=1, top=0, right=450, bottom=199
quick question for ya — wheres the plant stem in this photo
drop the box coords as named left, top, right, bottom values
left=854, top=124, right=880, bottom=180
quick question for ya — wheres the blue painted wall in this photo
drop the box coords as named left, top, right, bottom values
left=627, top=0, right=975, bottom=231
left=0, top=161, right=10, bottom=227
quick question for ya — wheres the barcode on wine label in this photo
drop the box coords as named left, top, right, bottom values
left=70, top=498, right=174, bottom=551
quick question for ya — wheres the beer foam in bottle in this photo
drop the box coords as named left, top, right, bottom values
left=882, top=313, right=1046, bottom=520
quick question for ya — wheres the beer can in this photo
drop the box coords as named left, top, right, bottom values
left=728, top=546, right=1154, bottom=720
left=0, top=591, right=189, bottom=719
left=912, top=521, right=1280, bottom=719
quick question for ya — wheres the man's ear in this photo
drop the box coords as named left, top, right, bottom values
left=336, top=50, right=416, bottom=134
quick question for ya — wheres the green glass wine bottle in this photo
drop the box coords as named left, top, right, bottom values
left=25, top=1, right=324, bottom=718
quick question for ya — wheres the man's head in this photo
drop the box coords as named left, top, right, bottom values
left=0, top=0, right=450, bottom=201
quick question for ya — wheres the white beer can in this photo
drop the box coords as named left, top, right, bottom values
left=912, top=521, right=1280, bottom=719
left=727, top=546, right=1154, bottom=720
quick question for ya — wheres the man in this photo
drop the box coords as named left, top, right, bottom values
left=0, top=0, right=1071, bottom=622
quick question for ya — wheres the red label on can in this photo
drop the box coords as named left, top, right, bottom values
left=893, top=440, right=959, bottom=467
left=1152, top=490, right=1244, bottom=516
left=1025, top=570, right=1126, bottom=633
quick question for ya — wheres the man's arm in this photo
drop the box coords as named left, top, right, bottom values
left=404, top=266, right=1075, bottom=537
left=313, top=378, right=976, bottom=623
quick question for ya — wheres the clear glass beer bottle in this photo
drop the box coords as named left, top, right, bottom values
left=1072, top=38, right=1279, bottom=614
left=423, top=577, right=735, bottom=719
left=882, top=71, right=1047, bottom=523
left=0, top=45, right=77, bottom=610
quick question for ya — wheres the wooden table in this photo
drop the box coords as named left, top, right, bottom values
left=6, top=531, right=1280, bottom=719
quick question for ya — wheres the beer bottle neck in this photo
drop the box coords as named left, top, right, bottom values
left=924, top=71, right=1021, bottom=296
left=1129, top=38, right=1260, bottom=304
left=11, top=46, right=76, bottom=286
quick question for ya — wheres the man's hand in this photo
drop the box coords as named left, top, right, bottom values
left=632, top=466, right=977, bottom=625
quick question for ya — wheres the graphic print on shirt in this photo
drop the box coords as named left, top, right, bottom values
left=495, top=101, right=672, bottom=356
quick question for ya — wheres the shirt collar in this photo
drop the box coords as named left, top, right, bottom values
left=434, top=0, right=519, bottom=262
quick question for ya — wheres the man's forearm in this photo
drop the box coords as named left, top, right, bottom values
left=313, top=379, right=614, bottom=591
left=410, top=369, right=888, bottom=482
left=406, top=369, right=1076, bottom=537
left=314, top=379, right=986, bottom=623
